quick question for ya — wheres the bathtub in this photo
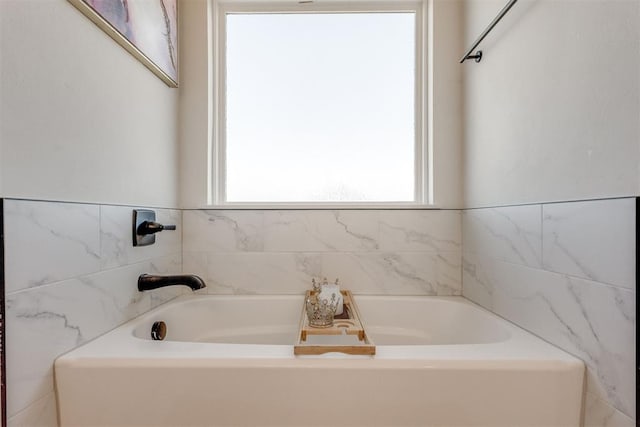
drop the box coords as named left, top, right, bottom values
left=55, top=294, right=584, bottom=426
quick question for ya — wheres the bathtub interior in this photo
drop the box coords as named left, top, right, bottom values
left=131, top=295, right=511, bottom=346
left=132, top=296, right=301, bottom=345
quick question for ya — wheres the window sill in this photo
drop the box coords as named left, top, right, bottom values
left=186, top=202, right=442, bottom=210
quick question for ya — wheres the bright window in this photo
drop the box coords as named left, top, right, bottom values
left=214, top=2, right=426, bottom=205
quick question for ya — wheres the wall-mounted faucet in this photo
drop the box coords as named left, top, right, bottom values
left=138, top=274, right=207, bottom=292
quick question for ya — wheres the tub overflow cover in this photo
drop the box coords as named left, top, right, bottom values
left=151, top=321, right=167, bottom=341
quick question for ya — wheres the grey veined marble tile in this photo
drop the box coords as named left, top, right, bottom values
left=4, top=199, right=100, bottom=293
left=263, top=210, right=379, bottom=252
left=378, top=210, right=461, bottom=252
left=6, top=279, right=109, bottom=417
left=182, top=210, right=264, bottom=252
left=203, top=252, right=323, bottom=294
left=542, top=198, right=635, bottom=289
left=462, top=252, right=497, bottom=309
left=462, top=254, right=635, bottom=419
left=322, top=252, right=461, bottom=295
left=4, top=256, right=179, bottom=418
left=462, top=204, right=542, bottom=268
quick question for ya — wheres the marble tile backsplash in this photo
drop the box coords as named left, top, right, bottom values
left=4, top=198, right=635, bottom=426
left=542, top=198, right=635, bottom=289
left=3, top=199, right=183, bottom=425
left=4, top=201, right=101, bottom=294
left=462, top=204, right=542, bottom=268
left=462, top=197, right=636, bottom=424
left=183, top=209, right=462, bottom=295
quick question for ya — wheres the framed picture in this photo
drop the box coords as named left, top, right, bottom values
left=68, top=0, right=178, bottom=87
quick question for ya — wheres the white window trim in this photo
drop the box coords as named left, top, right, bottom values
left=210, top=0, right=432, bottom=209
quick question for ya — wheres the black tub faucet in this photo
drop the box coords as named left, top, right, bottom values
left=138, top=274, right=206, bottom=292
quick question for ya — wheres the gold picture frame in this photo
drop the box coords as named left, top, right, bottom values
left=68, top=0, right=178, bottom=87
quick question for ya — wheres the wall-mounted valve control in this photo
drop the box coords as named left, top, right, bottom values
left=133, top=209, right=176, bottom=247
left=138, top=221, right=176, bottom=235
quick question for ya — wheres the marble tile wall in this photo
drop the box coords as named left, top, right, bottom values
left=462, top=197, right=636, bottom=426
left=3, top=199, right=183, bottom=426
left=6, top=199, right=632, bottom=425
left=183, top=209, right=462, bottom=296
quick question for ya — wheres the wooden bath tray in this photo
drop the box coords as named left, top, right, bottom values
left=294, top=290, right=376, bottom=356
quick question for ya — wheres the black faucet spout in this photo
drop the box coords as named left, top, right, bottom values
left=138, top=274, right=206, bottom=292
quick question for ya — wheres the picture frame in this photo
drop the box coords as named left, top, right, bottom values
left=68, top=0, right=178, bottom=88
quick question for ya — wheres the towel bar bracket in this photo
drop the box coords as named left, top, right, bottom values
left=465, top=50, right=483, bottom=63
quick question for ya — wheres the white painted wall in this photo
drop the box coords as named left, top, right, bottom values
left=179, top=0, right=464, bottom=208
left=463, top=0, right=640, bottom=207
left=430, top=0, right=464, bottom=208
left=179, top=0, right=211, bottom=208
left=0, top=0, right=180, bottom=208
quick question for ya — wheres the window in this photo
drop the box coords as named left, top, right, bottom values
left=213, top=1, right=427, bottom=206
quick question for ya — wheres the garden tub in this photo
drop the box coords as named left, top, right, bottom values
left=55, top=294, right=584, bottom=426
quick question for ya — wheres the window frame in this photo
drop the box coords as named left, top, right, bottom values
left=211, top=0, right=430, bottom=208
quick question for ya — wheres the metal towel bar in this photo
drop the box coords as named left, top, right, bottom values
left=460, top=0, right=519, bottom=63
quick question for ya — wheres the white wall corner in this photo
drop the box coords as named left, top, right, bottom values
left=430, top=0, right=464, bottom=208
left=179, top=0, right=212, bottom=208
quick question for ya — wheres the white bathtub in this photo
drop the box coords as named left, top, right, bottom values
left=55, top=295, right=584, bottom=426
